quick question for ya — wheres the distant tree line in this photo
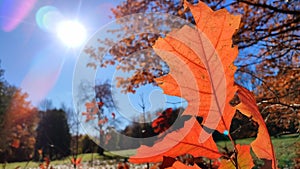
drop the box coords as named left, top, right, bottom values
left=0, top=63, right=71, bottom=163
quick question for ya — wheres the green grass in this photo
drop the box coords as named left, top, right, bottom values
left=2, top=135, right=298, bottom=169
left=215, top=134, right=299, bottom=168
left=271, top=135, right=299, bottom=168
left=105, top=149, right=137, bottom=157
left=1, top=161, right=38, bottom=169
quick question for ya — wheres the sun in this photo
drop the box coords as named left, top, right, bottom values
left=56, top=20, right=86, bottom=48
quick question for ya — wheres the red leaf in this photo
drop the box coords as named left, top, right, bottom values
left=98, top=101, right=104, bottom=107
left=129, top=117, right=221, bottom=163
left=11, top=139, right=20, bottom=148
left=152, top=116, right=170, bottom=134
left=71, top=157, right=82, bottom=166
left=235, top=85, right=277, bottom=168
left=165, top=108, right=173, bottom=117
left=44, top=157, right=50, bottom=167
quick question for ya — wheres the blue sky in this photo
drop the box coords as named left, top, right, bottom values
left=0, top=0, right=120, bottom=107
left=0, top=0, right=185, bottom=128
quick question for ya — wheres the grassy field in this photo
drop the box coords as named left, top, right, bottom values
left=215, top=134, right=299, bottom=168
left=2, top=135, right=298, bottom=169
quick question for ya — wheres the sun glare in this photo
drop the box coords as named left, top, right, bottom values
left=56, top=20, right=86, bottom=48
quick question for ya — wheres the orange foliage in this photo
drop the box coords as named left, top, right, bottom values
left=7, top=89, right=35, bottom=124
left=152, top=108, right=174, bottom=133
left=11, top=139, right=20, bottom=149
left=129, top=1, right=277, bottom=169
left=39, top=157, right=51, bottom=169
left=154, top=1, right=240, bottom=136
left=71, top=157, right=82, bottom=166
left=129, top=118, right=221, bottom=163
left=219, top=144, right=254, bottom=169
left=4, top=89, right=37, bottom=153
left=235, top=85, right=276, bottom=168
left=166, top=161, right=202, bottom=169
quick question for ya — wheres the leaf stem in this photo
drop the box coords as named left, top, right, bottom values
left=228, top=134, right=239, bottom=169
left=234, top=148, right=239, bottom=169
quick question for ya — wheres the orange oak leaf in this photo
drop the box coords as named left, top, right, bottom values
left=154, top=1, right=241, bottom=139
left=219, top=144, right=254, bottom=169
left=166, top=161, right=202, bottom=169
left=129, top=117, right=221, bottom=163
left=235, top=85, right=277, bottom=169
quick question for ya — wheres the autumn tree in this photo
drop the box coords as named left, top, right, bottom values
left=256, top=68, right=299, bottom=136
left=81, top=81, right=116, bottom=155
left=85, top=0, right=299, bottom=134
left=0, top=63, right=38, bottom=162
left=230, top=0, right=300, bottom=135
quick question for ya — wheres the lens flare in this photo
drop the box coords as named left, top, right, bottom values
left=0, top=0, right=37, bottom=31
left=35, top=6, right=63, bottom=32
left=21, top=46, right=64, bottom=105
